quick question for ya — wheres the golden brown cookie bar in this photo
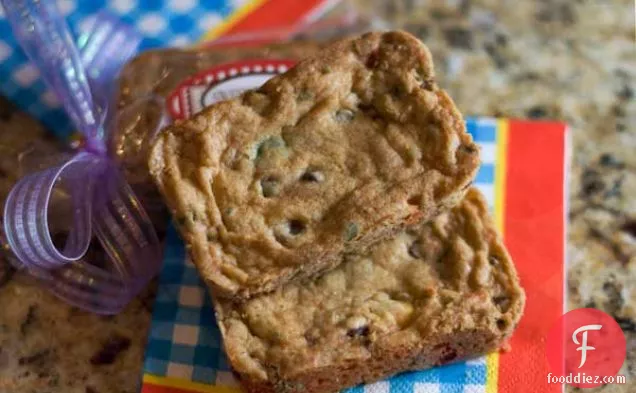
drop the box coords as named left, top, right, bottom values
left=215, top=188, right=525, bottom=393
left=149, top=31, right=480, bottom=298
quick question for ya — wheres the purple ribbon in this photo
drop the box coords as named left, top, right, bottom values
left=1, top=1, right=163, bottom=314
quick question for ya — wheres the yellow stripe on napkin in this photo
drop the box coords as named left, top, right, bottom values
left=199, top=0, right=269, bottom=43
left=485, top=118, right=510, bottom=393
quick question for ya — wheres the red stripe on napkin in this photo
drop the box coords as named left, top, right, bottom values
left=499, top=120, right=567, bottom=393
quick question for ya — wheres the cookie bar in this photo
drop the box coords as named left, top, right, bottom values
left=215, top=188, right=525, bottom=393
left=149, top=31, right=480, bottom=298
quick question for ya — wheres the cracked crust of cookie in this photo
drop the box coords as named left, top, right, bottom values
left=148, top=31, right=480, bottom=299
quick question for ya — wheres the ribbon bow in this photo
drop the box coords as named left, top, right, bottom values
left=1, top=1, right=163, bottom=314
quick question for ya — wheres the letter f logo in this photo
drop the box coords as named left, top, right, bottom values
left=572, top=324, right=602, bottom=368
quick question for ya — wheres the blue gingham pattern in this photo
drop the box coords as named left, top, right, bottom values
left=0, top=0, right=242, bottom=139
left=143, top=117, right=499, bottom=393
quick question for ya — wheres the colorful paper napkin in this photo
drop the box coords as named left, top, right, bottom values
left=0, top=0, right=332, bottom=139
left=140, top=118, right=569, bottom=393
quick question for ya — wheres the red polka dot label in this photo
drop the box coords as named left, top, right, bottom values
left=545, top=308, right=626, bottom=388
left=168, top=59, right=296, bottom=120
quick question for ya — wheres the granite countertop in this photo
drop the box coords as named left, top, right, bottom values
left=0, top=1, right=634, bottom=392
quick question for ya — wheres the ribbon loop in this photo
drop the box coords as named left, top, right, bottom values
left=92, top=163, right=161, bottom=285
left=78, top=12, right=142, bottom=119
left=3, top=153, right=105, bottom=269
left=2, top=0, right=102, bottom=149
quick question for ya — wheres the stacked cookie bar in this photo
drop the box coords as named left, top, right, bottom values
left=149, top=31, right=525, bottom=393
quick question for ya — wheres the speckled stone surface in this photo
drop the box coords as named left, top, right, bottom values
left=0, top=1, right=634, bottom=392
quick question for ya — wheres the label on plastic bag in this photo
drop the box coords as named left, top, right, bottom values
left=168, top=59, right=296, bottom=120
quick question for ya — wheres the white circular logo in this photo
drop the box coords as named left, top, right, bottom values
left=168, top=59, right=295, bottom=119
